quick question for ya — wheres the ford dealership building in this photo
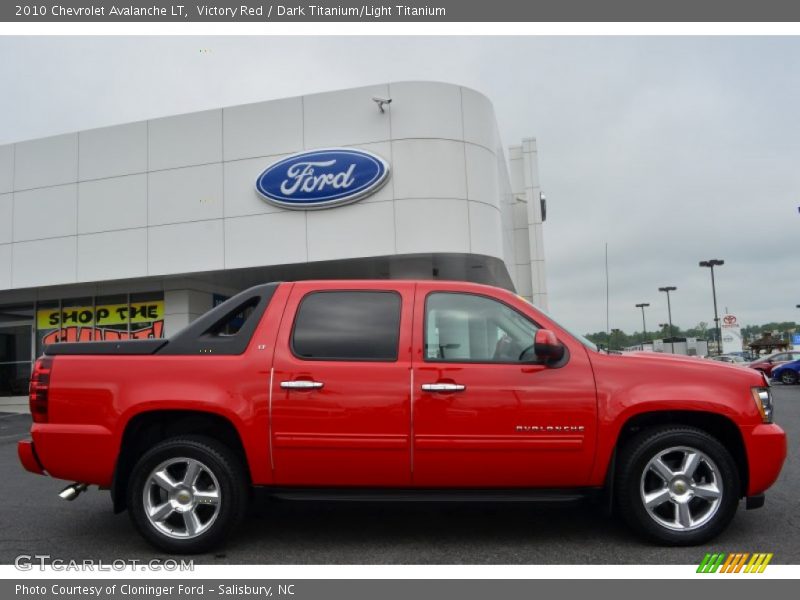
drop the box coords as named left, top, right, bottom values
left=0, top=81, right=548, bottom=398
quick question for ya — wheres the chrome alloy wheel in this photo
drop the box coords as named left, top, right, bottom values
left=142, top=457, right=222, bottom=539
left=639, top=446, right=723, bottom=532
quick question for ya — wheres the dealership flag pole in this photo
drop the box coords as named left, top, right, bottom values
left=605, top=243, right=610, bottom=345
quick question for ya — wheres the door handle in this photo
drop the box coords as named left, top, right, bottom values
left=421, top=383, right=466, bottom=392
left=281, top=380, right=324, bottom=390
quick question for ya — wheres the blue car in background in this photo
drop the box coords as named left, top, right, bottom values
left=772, top=359, right=800, bottom=385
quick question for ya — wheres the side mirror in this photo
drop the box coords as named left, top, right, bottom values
left=534, top=329, right=565, bottom=363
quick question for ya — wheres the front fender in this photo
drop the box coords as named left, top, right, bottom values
left=587, top=353, right=763, bottom=486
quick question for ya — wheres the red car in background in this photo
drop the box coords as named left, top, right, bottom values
left=749, top=351, right=800, bottom=376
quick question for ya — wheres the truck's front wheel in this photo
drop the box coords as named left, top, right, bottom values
left=616, top=426, right=740, bottom=545
left=127, top=435, right=248, bottom=554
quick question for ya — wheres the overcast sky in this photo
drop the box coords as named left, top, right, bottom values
left=0, top=36, right=798, bottom=334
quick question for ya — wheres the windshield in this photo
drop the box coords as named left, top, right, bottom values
left=517, top=297, right=599, bottom=352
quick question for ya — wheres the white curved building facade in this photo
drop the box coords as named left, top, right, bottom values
left=0, top=81, right=548, bottom=398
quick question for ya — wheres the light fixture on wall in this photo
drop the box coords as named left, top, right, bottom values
left=540, top=192, right=547, bottom=221
left=372, top=97, right=392, bottom=113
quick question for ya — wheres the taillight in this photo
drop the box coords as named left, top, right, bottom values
left=29, top=357, right=54, bottom=423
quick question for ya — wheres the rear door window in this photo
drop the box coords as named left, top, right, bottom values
left=291, top=291, right=401, bottom=361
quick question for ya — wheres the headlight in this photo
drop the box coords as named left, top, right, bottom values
left=751, top=386, right=774, bottom=423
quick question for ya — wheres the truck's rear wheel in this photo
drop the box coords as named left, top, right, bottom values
left=615, top=426, right=740, bottom=545
left=127, top=435, right=248, bottom=554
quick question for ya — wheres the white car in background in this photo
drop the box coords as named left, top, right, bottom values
left=707, top=354, right=747, bottom=364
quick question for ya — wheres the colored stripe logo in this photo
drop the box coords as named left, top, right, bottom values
left=697, top=552, right=773, bottom=573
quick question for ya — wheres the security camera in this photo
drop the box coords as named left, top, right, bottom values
left=372, top=97, right=392, bottom=113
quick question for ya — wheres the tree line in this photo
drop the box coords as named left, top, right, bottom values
left=585, top=321, right=799, bottom=349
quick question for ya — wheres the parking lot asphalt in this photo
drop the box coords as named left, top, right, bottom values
left=0, top=387, right=797, bottom=565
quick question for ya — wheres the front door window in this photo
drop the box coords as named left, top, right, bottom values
left=424, top=292, right=539, bottom=363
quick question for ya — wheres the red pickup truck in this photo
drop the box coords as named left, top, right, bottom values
left=18, top=280, right=786, bottom=553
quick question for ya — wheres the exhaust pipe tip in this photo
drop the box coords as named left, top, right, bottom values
left=58, top=483, right=88, bottom=501
left=58, top=486, right=77, bottom=501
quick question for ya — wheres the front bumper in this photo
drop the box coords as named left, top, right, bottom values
left=744, top=423, right=787, bottom=496
left=18, top=439, right=45, bottom=475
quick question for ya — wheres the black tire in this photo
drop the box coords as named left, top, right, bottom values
left=127, top=435, right=249, bottom=554
left=615, top=426, right=740, bottom=546
left=779, top=370, right=798, bottom=385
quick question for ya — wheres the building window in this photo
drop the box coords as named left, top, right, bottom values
left=0, top=305, right=34, bottom=397
left=34, top=293, right=165, bottom=356
left=129, top=292, right=165, bottom=340
left=0, top=293, right=165, bottom=396
left=35, top=300, right=59, bottom=357
left=57, top=297, right=95, bottom=343
left=92, top=294, right=131, bottom=341
left=424, top=292, right=539, bottom=363
left=291, top=291, right=401, bottom=361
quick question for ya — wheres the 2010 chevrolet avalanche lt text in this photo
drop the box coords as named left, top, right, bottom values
left=17, top=280, right=786, bottom=553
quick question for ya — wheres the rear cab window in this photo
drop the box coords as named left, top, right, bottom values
left=207, top=299, right=257, bottom=337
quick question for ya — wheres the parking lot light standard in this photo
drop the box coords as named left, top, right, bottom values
left=658, top=286, right=677, bottom=353
left=635, top=303, right=650, bottom=345
left=700, top=259, right=725, bottom=355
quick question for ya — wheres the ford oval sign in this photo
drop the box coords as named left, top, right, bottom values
left=255, top=148, right=390, bottom=210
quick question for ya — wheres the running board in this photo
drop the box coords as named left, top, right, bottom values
left=263, top=487, right=595, bottom=503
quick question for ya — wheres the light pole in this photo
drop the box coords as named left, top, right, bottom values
left=658, top=286, right=677, bottom=353
left=635, top=303, right=650, bottom=346
left=700, top=259, right=724, bottom=355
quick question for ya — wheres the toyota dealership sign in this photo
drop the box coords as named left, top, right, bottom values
left=721, top=314, right=743, bottom=354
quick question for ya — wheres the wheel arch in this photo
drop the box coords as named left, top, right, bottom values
left=112, top=410, right=249, bottom=513
left=613, top=410, right=748, bottom=498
